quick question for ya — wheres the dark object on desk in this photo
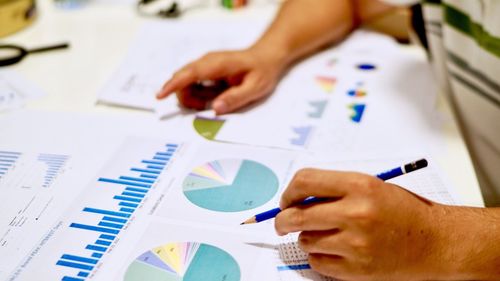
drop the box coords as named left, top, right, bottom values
left=177, top=80, right=229, bottom=110
left=137, top=0, right=206, bottom=18
left=0, top=42, right=69, bottom=67
left=0, top=0, right=37, bottom=38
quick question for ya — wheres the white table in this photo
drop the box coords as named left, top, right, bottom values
left=3, top=0, right=484, bottom=206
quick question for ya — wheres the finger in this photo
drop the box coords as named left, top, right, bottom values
left=274, top=201, right=345, bottom=236
left=157, top=52, right=248, bottom=99
left=298, top=230, right=351, bottom=256
left=211, top=72, right=267, bottom=114
left=308, top=253, right=354, bottom=280
left=280, top=169, right=380, bottom=209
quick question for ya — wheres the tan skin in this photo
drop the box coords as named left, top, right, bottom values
left=157, top=0, right=500, bottom=279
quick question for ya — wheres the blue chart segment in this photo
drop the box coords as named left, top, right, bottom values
left=0, top=150, right=20, bottom=179
left=349, top=103, right=366, bottom=123
left=55, top=141, right=180, bottom=281
left=307, top=100, right=328, bottom=119
left=290, top=126, right=313, bottom=146
left=124, top=242, right=241, bottom=281
left=183, top=159, right=279, bottom=212
left=38, top=154, right=70, bottom=188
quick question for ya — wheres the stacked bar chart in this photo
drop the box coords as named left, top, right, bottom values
left=0, top=150, right=20, bottom=180
left=55, top=140, right=180, bottom=281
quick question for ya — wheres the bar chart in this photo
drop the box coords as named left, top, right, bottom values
left=0, top=150, right=21, bottom=180
left=55, top=139, right=180, bottom=281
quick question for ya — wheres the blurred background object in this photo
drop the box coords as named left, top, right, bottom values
left=0, top=0, right=36, bottom=38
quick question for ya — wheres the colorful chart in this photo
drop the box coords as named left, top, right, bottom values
left=307, top=100, right=328, bottom=118
left=347, top=82, right=367, bottom=97
left=356, top=63, right=377, bottom=71
left=349, top=103, right=366, bottom=123
left=183, top=159, right=279, bottom=212
left=124, top=242, right=241, bottom=281
left=290, top=126, right=313, bottom=146
left=193, top=116, right=225, bottom=140
left=315, top=76, right=336, bottom=93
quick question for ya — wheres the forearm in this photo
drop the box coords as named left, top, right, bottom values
left=250, top=0, right=399, bottom=68
left=434, top=206, right=500, bottom=280
left=250, top=0, right=356, bottom=67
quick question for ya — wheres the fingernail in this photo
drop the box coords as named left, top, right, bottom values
left=213, top=100, right=228, bottom=114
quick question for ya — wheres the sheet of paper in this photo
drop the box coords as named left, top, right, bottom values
left=98, top=21, right=269, bottom=110
left=0, top=70, right=45, bottom=112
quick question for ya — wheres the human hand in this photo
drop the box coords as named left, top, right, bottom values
left=275, top=169, right=460, bottom=281
left=156, top=47, right=288, bottom=115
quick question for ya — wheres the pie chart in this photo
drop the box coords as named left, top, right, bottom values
left=182, top=159, right=279, bottom=212
left=124, top=242, right=240, bottom=281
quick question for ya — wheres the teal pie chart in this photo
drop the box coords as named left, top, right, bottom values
left=182, top=159, right=279, bottom=212
left=124, top=242, right=240, bottom=281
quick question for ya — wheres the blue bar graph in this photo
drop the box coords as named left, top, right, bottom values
left=86, top=245, right=107, bottom=252
left=113, top=195, right=141, bottom=203
left=146, top=165, right=164, bottom=170
left=118, top=202, right=139, bottom=208
left=69, top=223, right=119, bottom=235
left=60, top=255, right=99, bottom=265
left=121, top=192, right=145, bottom=198
left=98, top=221, right=124, bottom=230
left=141, top=160, right=166, bottom=166
left=156, top=152, right=172, bottom=157
left=99, top=234, right=116, bottom=241
left=125, top=187, right=148, bottom=193
left=95, top=240, right=112, bottom=246
left=277, top=264, right=312, bottom=271
left=57, top=141, right=180, bottom=280
left=102, top=216, right=127, bottom=224
left=98, top=178, right=151, bottom=188
left=56, top=260, right=94, bottom=271
left=37, top=153, right=69, bottom=188
left=120, top=207, right=135, bottom=213
left=83, top=207, right=130, bottom=218
left=140, top=173, right=157, bottom=179
left=0, top=150, right=21, bottom=155
left=62, top=276, right=84, bottom=281
left=131, top=168, right=160, bottom=174
left=119, top=176, right=154, bottom=184
left=153, top=156, right=169, bottom=161
left=77, top=272, right=89, bottom=278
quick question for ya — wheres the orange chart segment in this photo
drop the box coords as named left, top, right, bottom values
left=315, top=76, right=336, bottom=93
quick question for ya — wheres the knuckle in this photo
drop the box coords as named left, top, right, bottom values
left=308, top=254, right=331, bottom=277
left=351, top=174, right=378, bottom=192
left=297, top=232, right=313, bottom=253
left=294, top=168, right=316, bottom=186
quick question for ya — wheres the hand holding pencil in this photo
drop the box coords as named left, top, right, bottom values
left=250, top=159, right=459, bottom=280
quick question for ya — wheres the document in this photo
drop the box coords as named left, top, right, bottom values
left=0, top=70, right=45, bottom=112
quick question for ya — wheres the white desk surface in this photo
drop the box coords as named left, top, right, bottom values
left=3, top=0, right=484, bottom=207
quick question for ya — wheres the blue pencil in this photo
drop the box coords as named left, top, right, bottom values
left=240, top=158, right=428, bottom=225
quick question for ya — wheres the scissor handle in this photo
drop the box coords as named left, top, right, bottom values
left=28, top=43, right=70, bottom=54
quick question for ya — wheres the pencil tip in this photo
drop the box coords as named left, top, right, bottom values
left=240, top=222, right=245, bottom=225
